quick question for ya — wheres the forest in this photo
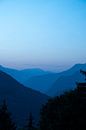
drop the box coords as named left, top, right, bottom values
left=0, top=72, right=86, bottom=130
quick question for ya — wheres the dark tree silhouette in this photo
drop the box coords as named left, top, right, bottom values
left=0, top=100, right=16, bottom=130
left=26, top=112, right=36, bottom=130
left=40, top=88, right=86, bottom=130
left=80, top=69, right=86, bottom=80
left=39, top=70, right=86, bottom=130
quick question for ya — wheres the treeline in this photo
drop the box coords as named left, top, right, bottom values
left=0, top=86, right=86, bottom=130
left=40, top=86, right=86, bottom=130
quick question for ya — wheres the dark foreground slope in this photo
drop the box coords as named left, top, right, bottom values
left=40, top=86, right=86, bottom=130
left=0, top=70, right=49, bottom=127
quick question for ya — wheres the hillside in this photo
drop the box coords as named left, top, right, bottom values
left=0, top=63, right=86, bottom=94
left=47, top=64, right=86, bottom=96
left=24, top=73, right=58, bottom=92
left=0, top=65, right=51, bottom=86
left=0, top=70, right=49, bottom=127
left=24, top=63, right=86, bottom=93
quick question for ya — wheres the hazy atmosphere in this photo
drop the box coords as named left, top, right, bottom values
left=0, top=0, right=86, bottom=71
left=0, top=1, right=86, bottom=129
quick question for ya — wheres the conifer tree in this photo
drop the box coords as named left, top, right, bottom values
left=0, top=100, right=16, bottom=130
left=26, top=112, right=36, bottom=130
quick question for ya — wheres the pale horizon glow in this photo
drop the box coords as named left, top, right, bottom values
left=0, top=0, right=86, bottom=71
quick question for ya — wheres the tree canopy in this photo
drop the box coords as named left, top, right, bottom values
left=40, top=86, right=86, bottom=130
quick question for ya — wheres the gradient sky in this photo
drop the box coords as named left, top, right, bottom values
left=0, top=0, right=86, bottom=71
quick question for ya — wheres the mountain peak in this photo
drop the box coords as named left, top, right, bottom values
left=71, top=63, right=86, bottom=71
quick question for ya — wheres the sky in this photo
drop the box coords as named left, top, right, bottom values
left=0, top=0, right=86, bottom=71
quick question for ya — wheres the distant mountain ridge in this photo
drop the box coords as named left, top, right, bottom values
left=0, top=63, right=86, bottom=95
left=23, top=63, right=86, bottom=93
left=0, top=70, right=49, bottom=127
left=0, top=65, right=57, bottom=92
left=0, top=65, right=51, bottom=86
left=47, top=63, right=86, bottom=96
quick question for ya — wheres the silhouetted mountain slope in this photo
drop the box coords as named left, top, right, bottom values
left=0, top=63, right=86, bottom=94
left=0, top=65, right=58, bottom=92
left=24, top=73, right=58, bottom=92
left=58, top=63, right=86, bottom=76
left=0, top=65, right=50, bottom=85
left=47, top=64, right=86, bottom=96
left=25, top=63, right=86, bottom=93
left=0, top=70, right=49, bottom=127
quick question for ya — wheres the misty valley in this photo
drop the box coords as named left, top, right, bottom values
left=0, top=0, right=85, bottom=129
left=0, top=63, right=86, bottom=130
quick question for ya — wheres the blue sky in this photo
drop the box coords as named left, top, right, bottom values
left=0, top=0, right=86, bottom=71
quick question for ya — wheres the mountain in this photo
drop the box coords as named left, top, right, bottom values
left=24, top=63, right=86, bottom=93
left=0, top=70, right=49, bottom=127
left=0, top=63, right=86, bottom=94
left=24, top=73, right=58, bottom=92
left=0, top=65, right=58, bottom=92
left=47, top=63, right=86, bottom=96
left=57, top=63, right=86, bottom=76
left=0, top=65, right=50, bottom=86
